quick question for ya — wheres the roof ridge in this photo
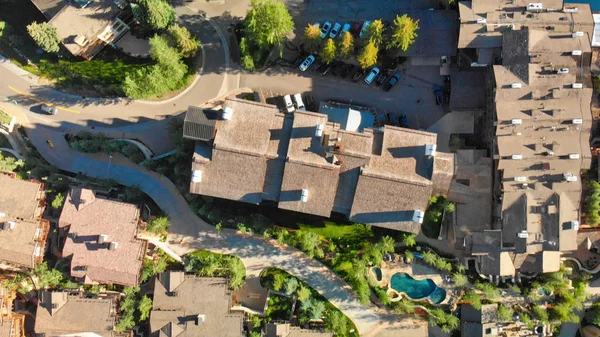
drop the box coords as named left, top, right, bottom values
left=361, top=170, right=432, bottom=187
left=286, top=158, right=339, bottom=171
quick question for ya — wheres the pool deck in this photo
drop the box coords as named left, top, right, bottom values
left=370, top=261, right=451, bottom=305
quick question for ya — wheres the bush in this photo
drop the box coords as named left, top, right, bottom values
left=132, top=0, right=175, bottom=31
left=462, top=289, right=482, bottom=309
left=26, top=22, right=60, bottom=53
left=167, top=24, right=200, bottom=58
left=184, top=250, right=246, bottom=289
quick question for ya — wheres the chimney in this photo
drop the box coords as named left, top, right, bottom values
left=222, top=107, right=233, bottom=120
left=195, top=314, right=205, bottom=325
left=108, top=242, right=119, bottom=251
left=412, top=210, right=424, bottom=223
left=300, top=189, right=309, bottom=202
left=191, top=170, right=202, bottom=183
left=98, top=234, right=108, bottom=244
left=425, top=144, right=436, bottom=157
left=315, top=124, right=324, bottom=137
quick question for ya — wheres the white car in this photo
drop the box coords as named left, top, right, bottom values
left=283, top=95, right=295, bottom=113
left=340, top=23, right=351, bottom=35
left=299, top=55, right=316, bottom=71
left=359, top=20, right=371, bottom=38
left=41, top=104, right=58, bottom=115
left=320, top=21, right=332, bottom=38
left=329, top=22, right=342, bottom=39
left=364, top=66, right=380, bottom=84
left=293, top=93, right=305, bottom=110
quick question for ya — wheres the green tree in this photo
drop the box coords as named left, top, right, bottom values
left=215, top=222, right=222, bottom=236
left=297, top=231, right=324, bottom=258
left=394, top=299, right=415, bottom=314
left=138, top=296, right=153, bottom=321
left=249, top=332, right=261, bottom=337
left=226, top=257, right=246, bottom=290
left=244, top=0, right=294, bottom=50
left=462, top=289, right=482, bottom=310
left=365, top=19, right=384, bottom=46
left=303, top=24, right=321, bottom=53
left=387, top=14, right=419, bottom=51
left=532, top=305, right=549, bottom=323
left=378, top=235, right=395, bottom=254
left=401, top=233, right=417, bottom=247
left=0, top=22, right=10, bottom=41
left=310, top=300, right=326, bottom=320
left=325, top=310, right=347, bottom=335
left=475, top=282, right=500, bottom=300
left=32, top=262, right=63, bottom=289
left=357, top=42, right=378, bottom=69
left=26, top=22, right=60, bottom=53
left=421, top=250, right=436, bottom=266
left=497, top=304, right=512, bottom=322
left=284, top=277, right=299, bottom=295
left=273, top=273, right=285, bottom=291
left=133, top=0, right=175, bottom=31
left=167, top=24, right=200, bottom=57
left=452, top=272, right=468, bottom=288
left=146, top=216, right=170, bottom=234
left=338, top=31, right=354, bottom=58
left=241, top=54, right=256, bottom=71
left=321, top=38, right=336, bottom=64
left=297, top=285, right=311, bottom=302
left=51, top=193, right=64, bottom=210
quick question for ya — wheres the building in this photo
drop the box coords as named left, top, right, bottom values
left=265, top=322, right=332, bottom=337
left=30, top=0, right=130, bottom=59
left=34, top=290, right=117, bottom=337
left=185, top=98, right=455, bottom=234
left=458, top=0, right=593, bottom=66
left=149, top=272, right=244, bottom=337
left=0, top=282, right=25, bottom=337
left=460, top=304, right=501, bottom=337
left=468, top=27, right=593, bottom=278
left=0, top=174, right=49, bottom=271
left=58, top=188, right=147, bottom=286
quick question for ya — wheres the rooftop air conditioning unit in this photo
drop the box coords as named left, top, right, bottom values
left=572, top=50, right=582, bottom=56
left=191, top=170, right=202, bottom=183
left=512, top=119, right=523, bottom=125
left=517, top=230, right=529, bottom=238
left=514, top=176, right=527, bottom=182
left=564, top=7, right=579, bottom=13
left=98, top=234, right=108, bottom=244
left=0, top=212, right=6, bottom=218
left=412, top=210, right=425, bottom=224
left=563, top=173, right=578, bottom=182
left=572, top=83, right=583, bottom=89
left=568, top=153, right=580, bottom=159
left=300, top=189, right=309, bottom=203
left=566, top=221, right=580, bottom=230
left=315, top=124, right=324, bottom=137
left=572, top=118, right=583, bottom=124
left=425, top=144, right=437, bottom=157
left=557, top=68, right=569, bottom=74
left=512, top=154, right=523, bottom=160
left=477, top=18, right=487, bottom=24
left=572, top=31, right=584, bottom=38
left=108, top=242, right=119, bottom=251
left=3, top=221, right=16, bottom=231
left=511, top=83, right=522, bottom=88
left=527, top=3, right=543, bottom=11
left=222, top=107, right=233, bottom=120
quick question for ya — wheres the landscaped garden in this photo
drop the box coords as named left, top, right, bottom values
left=66, top=131, right=147, bottom=164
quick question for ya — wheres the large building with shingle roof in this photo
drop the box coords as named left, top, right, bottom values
left=149, top=272, right=244, bottom=337
left=58, top=188, right=147, bottom=286
left=0, top=174, right=49, bottom=271
left=185, top=98, right=454, bottom=234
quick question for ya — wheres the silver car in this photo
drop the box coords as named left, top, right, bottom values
left=41, top=104, right=58, bottom=115
left=299, top=55, right=316, bottom=71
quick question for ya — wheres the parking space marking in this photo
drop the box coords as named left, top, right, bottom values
left=8, top=86, right=81, bottom=114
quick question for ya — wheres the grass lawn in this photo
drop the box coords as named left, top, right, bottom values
left=298, top=222, right=373, bottom=248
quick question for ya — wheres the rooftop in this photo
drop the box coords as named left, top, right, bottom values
left=59, top=188, right=145, bottom=286
left=0, top=174, right=45, bottom=220
left=0, top=216, right=46, bottom=269
left=265, top=322, right=333, bottom=337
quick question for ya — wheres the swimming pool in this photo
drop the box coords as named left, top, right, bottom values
left=390, top=272, right=446, bottom=304
left=372, top=267, right=382, bottom=281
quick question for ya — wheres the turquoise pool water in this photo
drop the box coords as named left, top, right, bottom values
left=390, top=272, right=446, bottom=304
left=372, top=267, right=382, bottom=281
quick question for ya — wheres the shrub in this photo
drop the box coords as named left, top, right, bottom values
left=27, top=22, right=60, bottom=53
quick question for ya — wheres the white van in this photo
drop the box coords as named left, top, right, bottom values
left=283, top=95, right=295, bottom=113
left=293, top=94, right=305, bottom=110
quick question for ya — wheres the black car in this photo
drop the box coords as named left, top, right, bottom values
left=352, top=69, right=364, bottom=82
left=383, top=73, right=401, bottom=92
left=375, top=71, right=389, bottom=86
left=341, top=64, right=354, bottom=79
left=313, top=60, right=325, bottom=72
left=320, top=63, right=332, bottom=76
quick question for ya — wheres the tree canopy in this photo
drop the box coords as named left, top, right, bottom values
left=244, top=0, right=294, bottom=50
left=303, top=24, right=321, bottom=53
left=27, top=22, right=60, bottom=53
left=167, top=24, right=200, bottom=58
left=321, top=38, right=336, bottom=64
left=133, top=0, right=176, bottom=31
left=365, top=19, right=384, bottom=47
left=0, top=153, right=24, bottom=173
left=387, top=14, right=419, bottom=51
left=338, top=31, right=354, bottom=58
left=357, top=42, right=378, bottom=69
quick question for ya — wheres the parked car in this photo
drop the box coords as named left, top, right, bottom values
left=320, top=63, right=332, bottom=76
left=388, top=111, right=399, bottom=125
left=293, top=93, right=305, bottom=110
left=433, top=85, right=444, bottom=105
left=340, top=23, right=352, bottom=35
left=351, top=22, right=362, bottom=36
left=283, top=95, right=295, bottom=113
left=399, top=113, right=409, bottom=128
left=359, top=20, right=371, bottom=38
left=320, top=21, right=332, bottom=38
left=352, top=69, right=365, bottom=82
left=341, top=64, right=354, bottom=79
left=41, top=104, right=58, bottom=115
left=313, top=60, right=325, bottom=72
left=383, top=73, right=401, bottom=91
left=329, top=22, right=342, bottom=39
left=364, top=66, right=380, bottom=84
left=299, top=55, right=316, bottom=71
left=304, top=94, right=315, bottom=110
left=375, top=71, right=389, bottom=86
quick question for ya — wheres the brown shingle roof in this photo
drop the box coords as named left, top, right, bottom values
left=0, top=175, right=44, bottom=220
left=183, top=106, right=218, bottom=141
left=59, top=188, right=145, bottom=286
left=0, top=218, right=45, bottom=269
left=34, top=291, right=116, bottom=337
left=150, top=272, right=243, bottom=337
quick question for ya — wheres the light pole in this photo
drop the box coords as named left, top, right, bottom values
left=106, top=155, right=113, bottom=177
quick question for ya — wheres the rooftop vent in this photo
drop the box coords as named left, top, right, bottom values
left=511, top=118, right=523, bottom=125
left=572, top=31, right=584, bottom=38
left=195, top=314, right=206, bottom=325
left=0, top=221, right=15, bottom=231
left=222, top=107, right=233, bottom=120
left=564, top=7, right=578, bottom=13
left=477, top=18, right=487, bottom=24
left=572, top=50, right=582, bottom=56
left=568, top=153, right=580, bottom=159
left=108, top=242, right=119, bottom=251
left=511, top=83, right=522, bottom=89
left=572, top=118, right=583, bottom=124
left=412, top=210, right=424, bottom=223
left=0, top=212, right=6, bottom=218
left=557, top=68, right=569, bottom=74
left=74, top=34, right=89, bottom=47
left=563, top=173, right=578, bottom=182
left=191, top=170, right=202, bottom=183
left=425, top=144, right=437, bottom=157
left=98, top=234, right=108, bottom=244
left=300, top=189, right=309, bottom=203
left=565, top=221, right=579, bottom=230
left=572, top=83, right=583, bottom=89
left=315, top=124, right=324, bottom=137
left=517, top=230, right=529, bottom=238
left=527, top=3, right=543, bottom=11
left=512, top=154, right=523, bottom=160
left=514, top=176, right=527, bottom=182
